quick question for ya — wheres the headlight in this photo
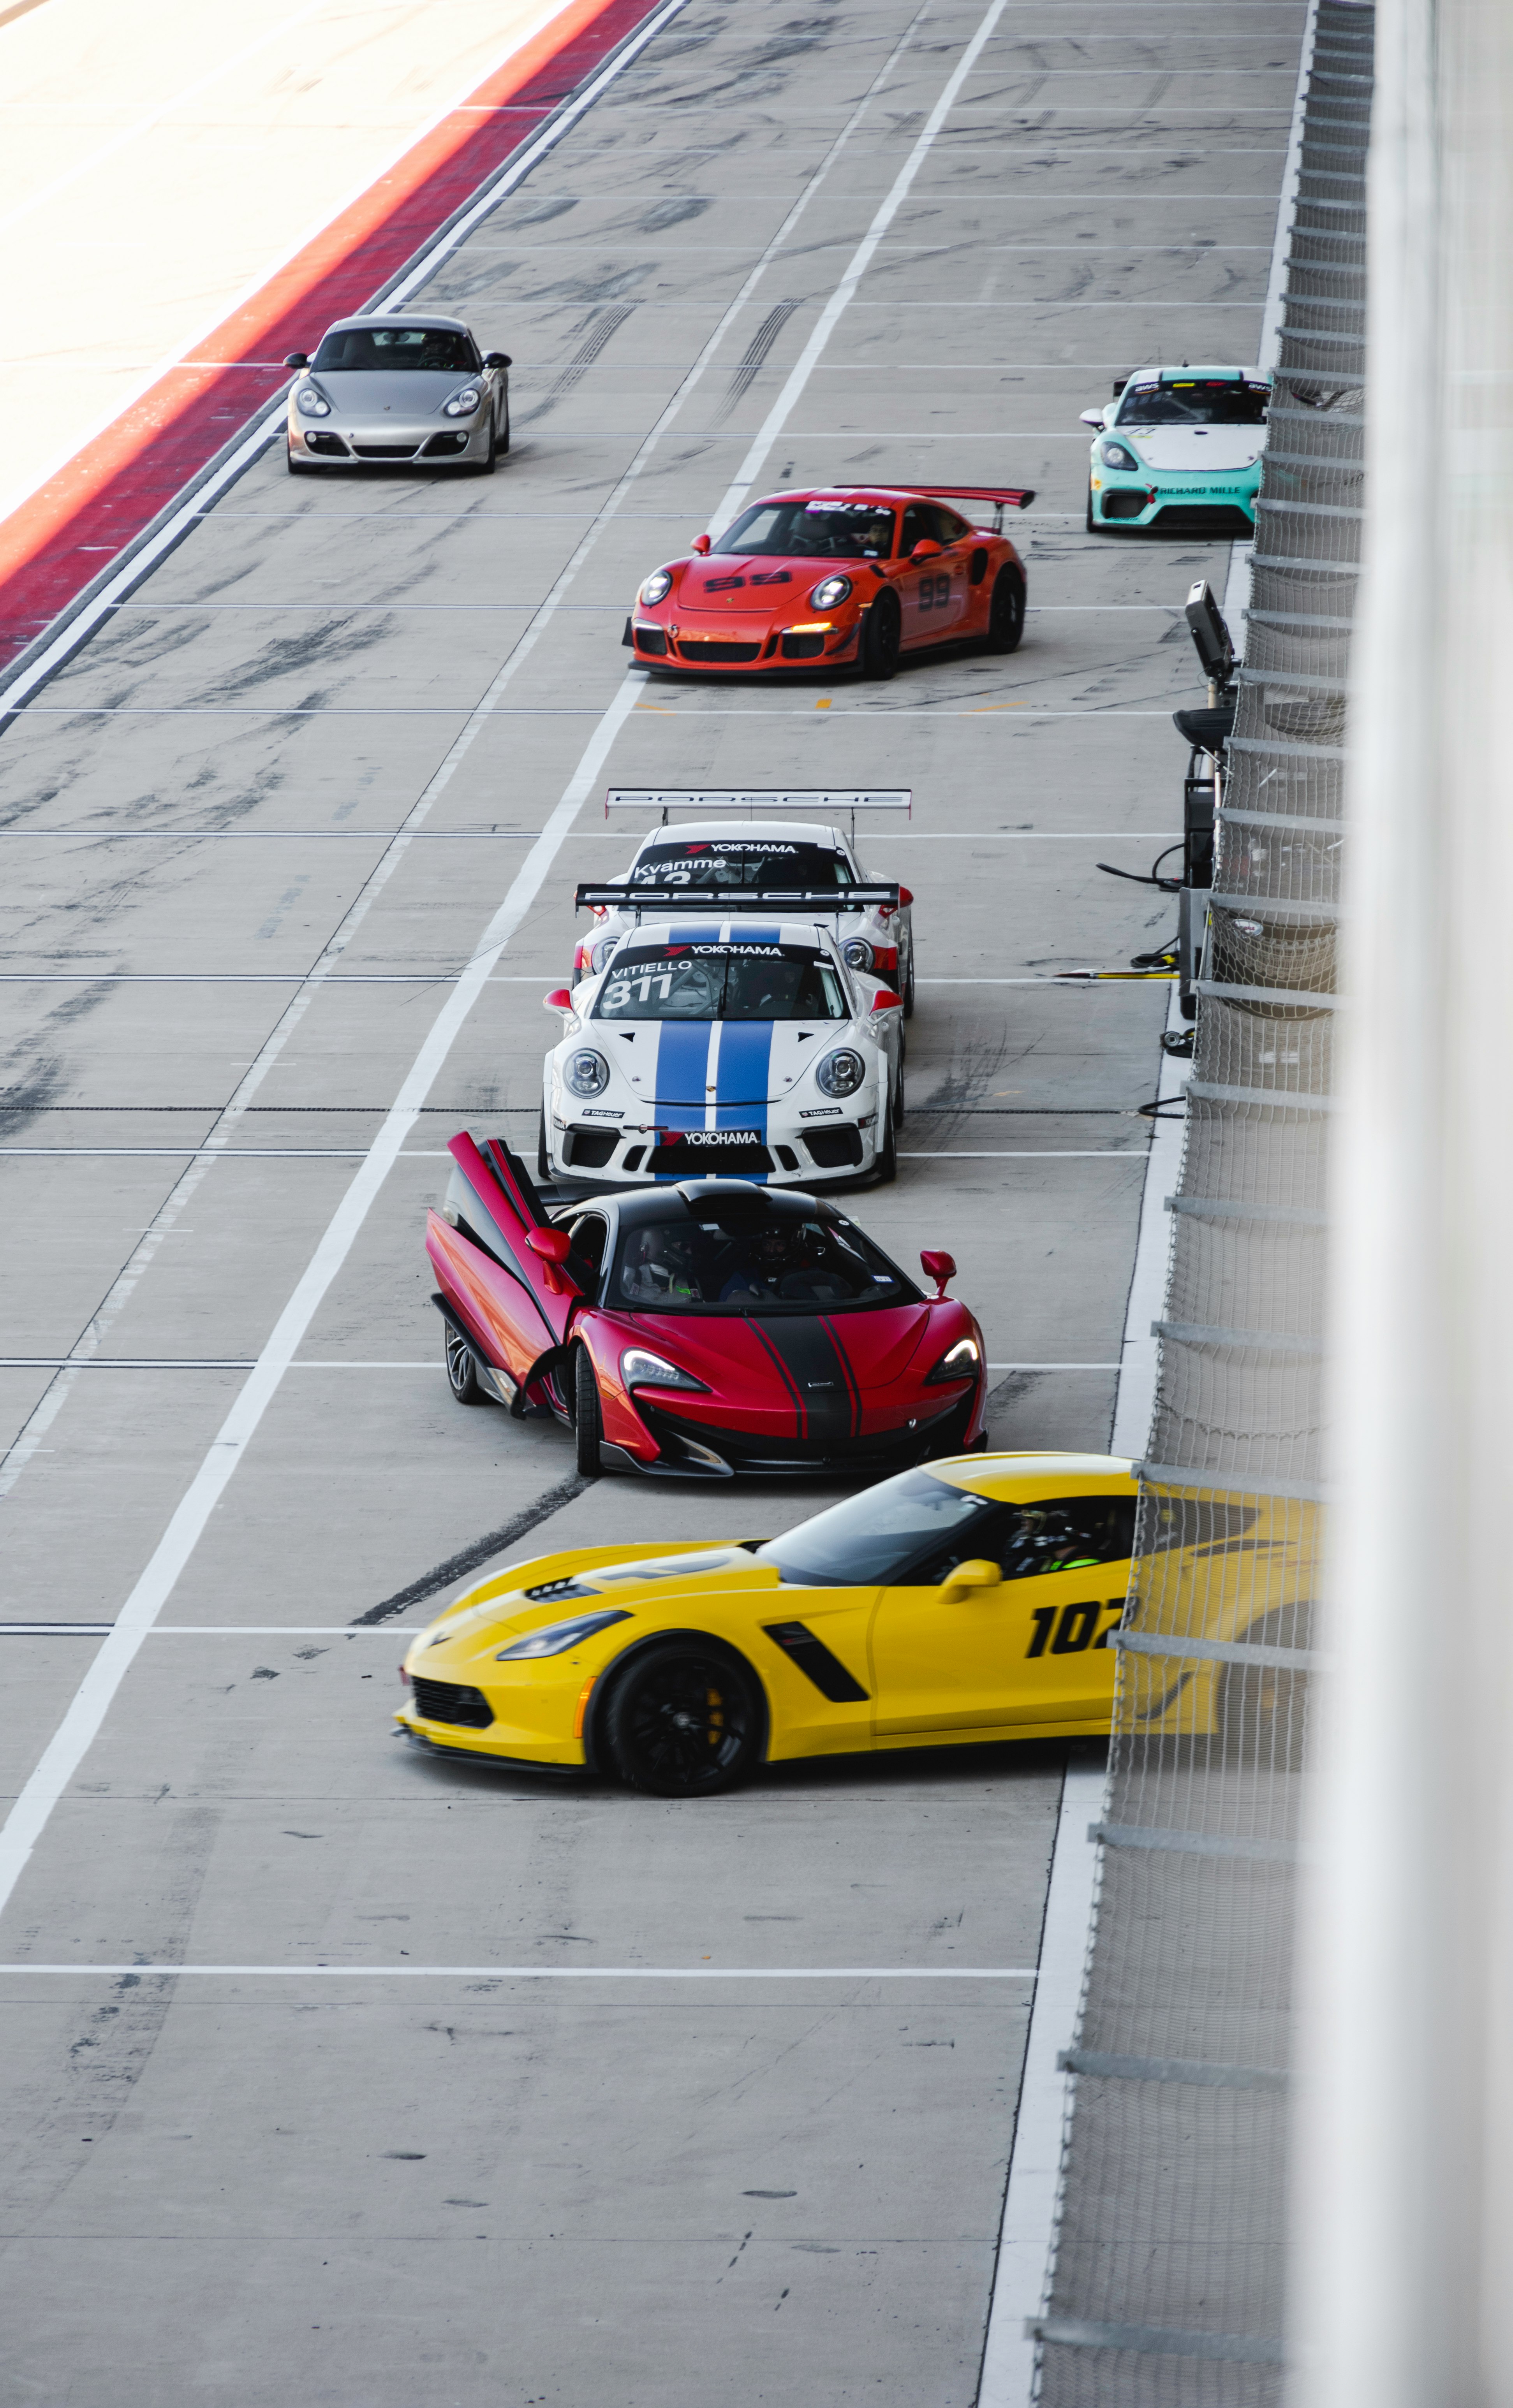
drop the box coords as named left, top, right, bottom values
left=816, top=1047, right=867, bottom=1099
left=563, top=1048, right=610, bottom=1098
left=621, top=1348, right=710, bottom=1391
left=444, top=385, right=482, bottom=417
left=640, top=568, right=673, bottom=606
left=495, top=1607, right=632, bottom=1660
left=1099, top=439, right=1138, bottom=471
left=841, top=938, right=875, bottom=971
left=809, top=574, right=852, bottom=609
left=925, top=1336, right=981, bottom=1385
left=296, top=387, right=330, bottom=417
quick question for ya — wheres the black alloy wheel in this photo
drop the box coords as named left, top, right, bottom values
left=603, top=1643, right=762, bottom=1796
left=859, top=588, right=901, bottom=681
left=573, top=1344, right=603, bottom=1478
left=444, top=1323, right=486, bottom=1405
left=1215, top=1608, right=1311, bottom=1773
left=985, top=567, right=1025, bottom=653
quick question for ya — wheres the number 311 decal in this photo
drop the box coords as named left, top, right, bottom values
left=1025, top=1600, right=1125, bottom=1657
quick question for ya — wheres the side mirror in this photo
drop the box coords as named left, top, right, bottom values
left=692, top=533, right=712, bottom=556
left=544, top=987, right=574, bottom=1010
left=909, top=538, right=943, bottom=562
left=1078, top=409, right=1104, bottom=427
left=870, top=988, right=902, bottom=1012
left=284, top=352, right=309, bottom=369
left=483, top=351, right=511, bottom=369
left=898, top=885, right=914, bottom=907
left=920, top=1248, right=956, bottom=1296
left=526, top=1226, right=571, bottom=1264
left=940, top=1558, right=1002, bottom=1604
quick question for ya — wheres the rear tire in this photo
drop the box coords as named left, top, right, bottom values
left=984, top=567, right=1025, bottom=653
left=902, top=941, right=916, bottom=1020
left=573, top=1344, right=603, bottom=1478
left=602, top=1642, right=762, bottom=1797
left=859, top=588, right=901, bottom=681
left=444, top=1324, right=487, bottom=1406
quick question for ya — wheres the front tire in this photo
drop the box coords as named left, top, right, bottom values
left=985, top=567, right=1025, bottom=653
left=287, top=445, right=313, bottom=477
left=1085, top=484, right=1096, bottom=533
left=538, top=1106, right=551, bottom=1184
left=902, top=940, right=916, bottom=1020
left=874, top=1091, right=898, bottom=1183
left=444, top=1323, right=487, bottom=1405
left=859, top=588, right=901, bottom=681
left=474, top=419, right=496, bottom=476
left=498, top=400, right=511, bottom=457
left=602, top=1643, right=763, bottom=1797
left=573, top=1344, right=603, bottom=1478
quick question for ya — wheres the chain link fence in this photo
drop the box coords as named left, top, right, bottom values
left=1028, top=7, right=1372, bottom=2395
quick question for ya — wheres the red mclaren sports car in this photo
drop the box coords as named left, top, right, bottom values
left=622, top=484, right=1035, bottom=679
left=427, top=1136, right=987, bottom=1478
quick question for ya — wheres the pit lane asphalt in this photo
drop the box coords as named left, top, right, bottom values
left=0, top=1, right=1303, bottom=2399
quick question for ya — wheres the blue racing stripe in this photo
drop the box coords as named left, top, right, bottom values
left=652, top=1018, right=714, bottom=1177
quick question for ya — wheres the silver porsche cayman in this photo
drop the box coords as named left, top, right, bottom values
left=283, top=314, right=511, bottom=475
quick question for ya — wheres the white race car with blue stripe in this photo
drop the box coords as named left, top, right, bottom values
left=541, top=917, right=904, bottom=1191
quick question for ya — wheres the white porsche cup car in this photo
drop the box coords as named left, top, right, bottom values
left=572, top=819, right=915, bottom=1015
left=1081, top=364, right=1270, bottom=535
left=283, top=313, right=510, bottom=475
left=542, top=895, right=906, bottom=1192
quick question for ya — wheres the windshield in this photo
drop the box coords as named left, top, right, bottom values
left=713, top=500, right=897, bottom=559
left=593, top=943, right=849, bottom=1022
left=1117, top=377, right=1270, bottom=427
left=312, top=325, right=478, bottom=373
left=630, top=841, right=851, bottom=891
left=754, top=1470, right=1003, bottom=1584
left=607, top=1207, right=919, bottom=1316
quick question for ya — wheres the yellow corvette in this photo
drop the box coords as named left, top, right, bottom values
left=398, top=1451, right=1146, bottom=1795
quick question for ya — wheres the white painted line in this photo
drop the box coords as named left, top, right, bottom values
left=0, top=0, right=1003, bottom=1926
left=986, top=1365, right=1120, bottom=1372
left=0, top=1963, right=1040, bottom=1981
left=1110, top=992, right=1192, bottom=1455
left=711, top=0, right=1015, bottom=530
left=978, top=1755, right=1106, bottom=2405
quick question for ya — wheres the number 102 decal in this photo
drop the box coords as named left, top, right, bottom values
left=1025, top=1600, right=1125, bottom=1657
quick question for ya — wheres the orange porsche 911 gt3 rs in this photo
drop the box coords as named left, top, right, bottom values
left=622, top=484, right=1036, bottom=680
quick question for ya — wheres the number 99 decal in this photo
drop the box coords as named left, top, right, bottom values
left=1025, top=1601, right=1125, bottom=1657
left=918, top=573, right=951, bottom=612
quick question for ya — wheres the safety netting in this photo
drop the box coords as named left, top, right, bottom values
left=1029, top=7, right=1371, bottom=2397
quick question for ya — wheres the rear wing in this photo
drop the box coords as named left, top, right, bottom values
left=903, top=484, right=1036, bottom=529
left=603, top=786, right=911, bottom=829
left=575, top=881, right=900, bottom=915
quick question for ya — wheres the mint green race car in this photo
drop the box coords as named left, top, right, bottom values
left=1081, top=364, right=1271, bottom=535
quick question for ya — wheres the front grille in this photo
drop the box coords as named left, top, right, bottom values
left=352, top=442, right=420, bottom=460
left=305, top=432, right=349, bottom=456
left=1101, top=489, right=1150, bottom=520
left=1153, top=503, right=1256, bottom=534
left=410, top=1678, right=493, bottom=1729
left=673, top=639, right=762, bottom=664
left=652, top=1136, right=772, bottom=1175
left=634, top=625, right=669, bottom=656
left=803, top=1125, right=864, bottom=1169
left=422, top=432, right=469, bottom=456
left=564, top=1125, right=618, bottom=1169
left=779, top=632, right=826, bottom=660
